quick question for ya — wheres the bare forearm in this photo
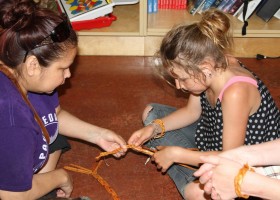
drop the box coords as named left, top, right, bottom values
left=160, top=95, right=201, bottom=132
left=174, top=148, right=220, bottom=167
left=57, top=109, right=105, bottom=143
left=161, top=107, right=200, bottom=132
left=242, top=171, right=280, bottom=199
left=246, top=140, right=280, bottom=166
left=223, top=139, right=280, bottom=166
left=0, top=169, right=71, bottom=200
left=32, top=169, right=71, bottom=197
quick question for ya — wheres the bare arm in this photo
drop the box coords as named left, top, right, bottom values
left=160, top=94, right=202, bottom=132
left=221, top=82, right=260, bottom=150
left=220, top=139, right=280, bottom=166
left=194, top=155, right=280, bottom=200
left=56, top=106, right=127, bottom=156
left=153, top=146, right=220, bottom=172
left=242, top=171, right=280, bottom=199
left=0, top=169, right=72, bottom=200
left=194, top=140, right=280, bottom=183
left=128, top=94, right=201, bottom=146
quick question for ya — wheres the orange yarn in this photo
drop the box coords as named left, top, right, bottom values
left=234, top=163, right=255, bottom=199
left=64, top=161, right=120, bottom=200
left=152, top=119, right=166, bottom=138
left=64, top=145, right=199, bottom=199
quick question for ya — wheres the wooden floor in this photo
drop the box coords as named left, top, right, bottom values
left=57, top=56, right=280, bottom=200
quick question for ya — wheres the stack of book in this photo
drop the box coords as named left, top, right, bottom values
left=256, top=0, right=280, bottom=22
left=189, top=0, right=280, bottom=22
left=148, top=0, right=187, bottom=13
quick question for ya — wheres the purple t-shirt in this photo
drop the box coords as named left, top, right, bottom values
left=28, top=92, right=59, bottom=144
left=0, top=72, right=59, bottom=191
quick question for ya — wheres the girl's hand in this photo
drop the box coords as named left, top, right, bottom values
left=56, top=169, right=74, bottom=198
left=152, top=146, right=182, bottom=173
left=128, top=125, right=155, bottom=146
left=95, top=129, right=127, bottom=158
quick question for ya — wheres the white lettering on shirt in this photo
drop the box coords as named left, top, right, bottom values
left=42, top=113, right=58, bottom=125
left=42, top=144, right=48, bottom=151
left=39, top=153, right=46, bottom=160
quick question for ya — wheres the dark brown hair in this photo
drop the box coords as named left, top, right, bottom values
left=156, top=9, right=233, bottom=80
left=0, top=0, right=77, bottom=69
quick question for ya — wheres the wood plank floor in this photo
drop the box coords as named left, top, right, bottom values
left=57, top=56, right=280, bottom=200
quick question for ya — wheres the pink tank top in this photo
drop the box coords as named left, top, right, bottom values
left=218, top=76, right=258, bottom=101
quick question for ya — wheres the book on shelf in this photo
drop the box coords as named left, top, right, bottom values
left=191, top=0, right=240, bottom=15
left=200, top=0, right=216, bottom=12
left=151, top=0, right=187, bottom=11
left=56, top=0, right=139, bottom=22
left=228, top=0, right=243, bottom=15
left=232, top=1, right=244, bottom=16
left=158, top=0, right=188, bottom=10
left=187, top=0, right=196, bottom=13
left=256, top=0, right=280, bottom=22
left=148, top=0, right=158, bottom=13
left=153, top=0, right=158, bottom=12
left=219, top=0, right=237, bottom=13
left=211, top=0, right=223, bottom=8
left=148, top=0, right=153, bottom=13
left=216, top=0, right=230, bottom=11
left=235, top=0, right=262, bottom=22
left=190, top=0, right=205, bottom=15
left=274, top=8, right=280, bottom=19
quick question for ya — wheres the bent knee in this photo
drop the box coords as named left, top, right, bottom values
left=184, top=181, right=210, bottom=200
left=141, top=104, right=154, bottom=123
left=38, top=150, right=62, bottom=173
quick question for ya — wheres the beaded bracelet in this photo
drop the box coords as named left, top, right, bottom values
left=234, top=163, right=255, bottom=199
left=151, top=119, right=165, bottom=139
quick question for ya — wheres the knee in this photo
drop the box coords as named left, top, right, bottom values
left=183, top=181, right=210, bottom=200
left=141, top=104, right=154, bottom=123
left=38, top=150, right=62, bottom=173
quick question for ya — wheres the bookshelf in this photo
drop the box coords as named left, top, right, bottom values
left=77, top=4, right=141, bottom=35
left=77, top=2, right=146, bottom=55
left=147, top=9, right=280, bottom=37
left=77, top=0, right=280, bottom=57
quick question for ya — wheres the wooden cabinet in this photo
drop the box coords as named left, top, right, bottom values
left=77, top=1, right=280, bottom=57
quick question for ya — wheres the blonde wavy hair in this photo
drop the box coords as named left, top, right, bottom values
left=155, top=9, right=233, bottom=85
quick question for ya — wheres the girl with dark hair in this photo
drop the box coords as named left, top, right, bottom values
left=128, top=9, right=279, bottom=199
left=0, top=0, right=127, bottom=199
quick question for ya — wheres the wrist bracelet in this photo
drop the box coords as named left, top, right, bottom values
left=151, top=119, right=165, bottom=139
left=234, top=163, right=255, bottom=199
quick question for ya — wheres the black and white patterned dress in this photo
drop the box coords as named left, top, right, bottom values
left=195, top=65, right=280, bottom=151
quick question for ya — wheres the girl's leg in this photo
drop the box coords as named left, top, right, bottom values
left=184, top=181, right=211, bottom=200
left=37, top=135, right=72, bottom=199
left=39, top=150, right=62, bottom=173
left=142, top=103, right=198, bottom=198
left=39, top=134, right=71, bottom=173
